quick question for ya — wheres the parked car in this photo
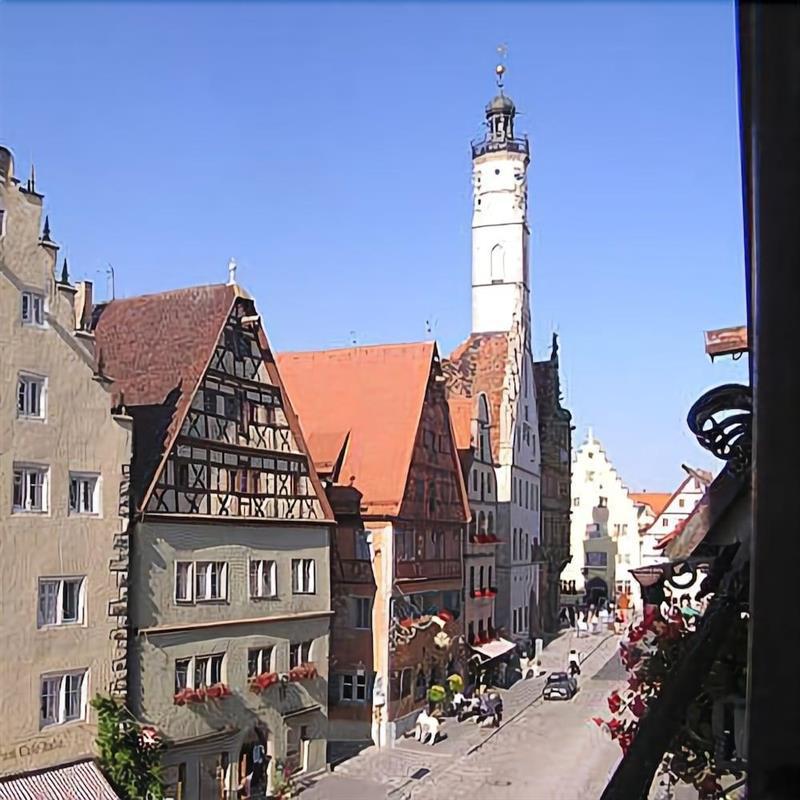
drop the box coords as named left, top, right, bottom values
left=543, top=671, right=578, bottom=701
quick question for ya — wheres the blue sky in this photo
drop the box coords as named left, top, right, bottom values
left=1, top=2, right=747, bottom=490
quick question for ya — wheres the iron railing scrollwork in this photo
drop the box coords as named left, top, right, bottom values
left=687, top=383, right=752, bottom=475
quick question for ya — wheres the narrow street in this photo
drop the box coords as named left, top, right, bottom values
left=303, top=632, right=626, bottom=800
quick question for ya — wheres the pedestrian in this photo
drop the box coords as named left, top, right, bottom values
left=576, top=610, right=588, bottom=638
left=568, top=649, right=581, bottom=678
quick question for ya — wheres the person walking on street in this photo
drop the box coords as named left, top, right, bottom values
left=568, top=649, right=581, bottom=678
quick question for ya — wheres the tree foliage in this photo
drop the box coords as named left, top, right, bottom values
left=91, top=694, right=166, bottom=800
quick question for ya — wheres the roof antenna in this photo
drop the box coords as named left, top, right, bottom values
left=227, top=257, right=237, bottom=285
left=349, top=330, right=358, bottom=346
left=106, top=263, right=115, bottom=300
left=425, top=319, right=432, bottom=335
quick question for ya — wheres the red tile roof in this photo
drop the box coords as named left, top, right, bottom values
left=444, top=332, right=510, bottom=461
left=629, top=492, right=672, bottom=517
left=94, top=283, right=236, bottom=504
left=277, top=342, right=443, bottom=517
left=448, top=396, right=475, bottom=452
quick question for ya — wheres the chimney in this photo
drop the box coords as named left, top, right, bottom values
left=74, top=280, right=93, bottom=332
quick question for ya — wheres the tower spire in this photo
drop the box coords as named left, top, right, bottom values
left=495, top=43, right=508, bottom=92
left=227, top=257, right=237, bottom=285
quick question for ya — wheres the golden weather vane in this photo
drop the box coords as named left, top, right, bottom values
left=496, top=43, right=508, bottom=89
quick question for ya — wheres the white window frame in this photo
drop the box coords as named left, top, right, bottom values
left=291, top=558, right=316, bottom=594
left=249, top=558, right=277, bottom=599
left=40, top=670, right=88, bottom=727
left=289, top=640, right=312, bottom=669
left=17, top=373, right=46, bottom=419
left=69, top=472, right=101, bottom=515
left=12, top=464, right=48, bottom=513
left=21, top=290, right=46, bottom=327
left=37, top=577, right=85, bottom=627
left=341, top=672, right=368, bottom=702
left=174, top=561, right=194, bottom=603
left=175, top=654, right=225, bottom=690
left=247, top=646, right=274, bottom=678
left=194, top=561, right=228, bottom=602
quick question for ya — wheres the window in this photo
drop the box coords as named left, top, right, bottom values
left=40, top=671, right=87, bottom=727
left=203, top=392, right=217, bottom=414
left=174, top=562, right=193, bottom=602
left=247, top=647, right=274, bottom=678
left=69, top=473, right=99, bottom=515
left=396, top=528, right=415, bottom=561
left=194, top=654, right=224, bottom=687
left=512, top=529, right=518, bottom=560
left=355, top=530, right=371, bottom=560
left=429, top=530, right=445, bottom=560
left=341, top=673, right=368, bottom=702
left=194, top=562, right=228, bottom=601
left=289, top=640, right=312, bottom=669
left=12, top=465, right=47, bottom=512
left=292, top=559, right=316, bottom=594
left=175, top=658, right=190, bottom=691
left=353, top=597, right=371, bottom=629
left=513, top=608, right=519, bottom=633
left=249, top=559, right=277, bottom=599
left=662, top=518, right=669, bottom=527
left=38, top=578, right=84, bottom=627
left=223, top=394, right=240, bottom=421
left=573, top=497, right=580, bottom=507
left=598, top=496, right=608, bottom=508
left=469, top=566, right=475, bottom=592
left=285, top=724, right=309, bottom=774
left=17, top=374, right=45, bottom=418
left=585, top=551, right=608, bottom=567
left=679, top=498, right=685, bottom=508
left=472, top=472, right=478, bottom=493
left=21, top=291, right=45, bottom=326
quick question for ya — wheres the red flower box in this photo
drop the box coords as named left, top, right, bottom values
left=205, top=682, right=232, bottom=700
left=250, top=671, right=280, bottom=694
left=288, top=662, right=318, bottom=682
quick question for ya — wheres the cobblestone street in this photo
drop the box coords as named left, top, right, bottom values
left=303, top=631, right=626, bottom=800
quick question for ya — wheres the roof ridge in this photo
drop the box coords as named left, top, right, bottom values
left=281, top=340, right=435, bottom=358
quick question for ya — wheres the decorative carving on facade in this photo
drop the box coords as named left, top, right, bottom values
left=108, top=463, right=132, bottom=698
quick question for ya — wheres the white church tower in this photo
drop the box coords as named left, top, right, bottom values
left=471, top=63, right=530, bottom=334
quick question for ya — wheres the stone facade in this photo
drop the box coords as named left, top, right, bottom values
left=0, top=146, right=133, bottom=777
left=533, top=335, right=572, bottom=632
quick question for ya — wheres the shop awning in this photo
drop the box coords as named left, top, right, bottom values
left=470, top=637, right=516, bottom=661
left=0, top=760, right=120, bottom=800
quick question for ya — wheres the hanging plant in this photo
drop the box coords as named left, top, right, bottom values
left=593, top=604, right=747, bottom=797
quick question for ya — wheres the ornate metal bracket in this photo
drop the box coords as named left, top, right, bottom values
left=687, top=384, right=752, bottom=474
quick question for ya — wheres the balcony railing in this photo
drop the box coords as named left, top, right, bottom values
left=395, top=558, right=461, bottom=581
left=471, top=136, right=530, bottom=159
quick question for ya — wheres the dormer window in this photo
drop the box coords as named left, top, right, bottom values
left=21, top=291, right=45, bottom=326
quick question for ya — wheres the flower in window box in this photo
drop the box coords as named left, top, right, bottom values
left=250, top=671, right=279, bottom=694
left=206, top=682, right=232, bottom=700
left=173, top=688, right=194, bottom=706
left=189, top=688, right=207, bottom=703
left=400, top=618, right=415, bottom=628
left=438, top=609, right=455, bottom=623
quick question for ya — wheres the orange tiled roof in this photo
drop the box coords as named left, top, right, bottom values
left=444, top=332, right=510, bottom=461
left=277, top=342, right=438, bottom=517
left=630, top=492, right=672, bottom=517
left=448, top=396, right=475, bottom=452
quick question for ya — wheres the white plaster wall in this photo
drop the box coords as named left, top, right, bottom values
left=565, top=433, right=639, bottom=601
left=471, top=150, right=530, bottom=334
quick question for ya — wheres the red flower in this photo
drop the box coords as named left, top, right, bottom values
left=607, top=691, right=622, bottom=714
left=591, top=717, right=605, bottom=727
left=627, top=674, right=643, bottom=692
left=629, top=695, right=647, bottom=718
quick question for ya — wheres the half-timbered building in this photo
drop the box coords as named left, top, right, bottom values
left=278, top=343, right=470, bottom=745
left=93, top=281, right=334, bottom=799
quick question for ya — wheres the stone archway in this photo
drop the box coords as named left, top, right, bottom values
left=585, top=576, right=609, bottom=608
left=237, top=724, right=270, bottom=799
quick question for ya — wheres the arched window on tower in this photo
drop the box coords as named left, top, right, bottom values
left=490, top=244, right=505, bottom=283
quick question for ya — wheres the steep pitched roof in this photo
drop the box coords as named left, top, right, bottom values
left=93, top=283, right=236, bottom=503
left=277, top=342, right=438, bottom=517
left=448, top=395, right=475, bottom=452
left=444, top=332, right=510, bottom=461
left=629, top=492, right=672, bottom=517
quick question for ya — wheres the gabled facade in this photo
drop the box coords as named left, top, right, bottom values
left=278, top=343, right=470, bottom=744
left=534, top=335, right=573, bottom=632
left=640, top=467, right=712, bottom=565
left=564, top=430, right=639, bottom=606
left=94, top=283, right=334, bottom=799
left=630, top=492, right=672, bottom=533
left=0, top=146, right=132, bottom=787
